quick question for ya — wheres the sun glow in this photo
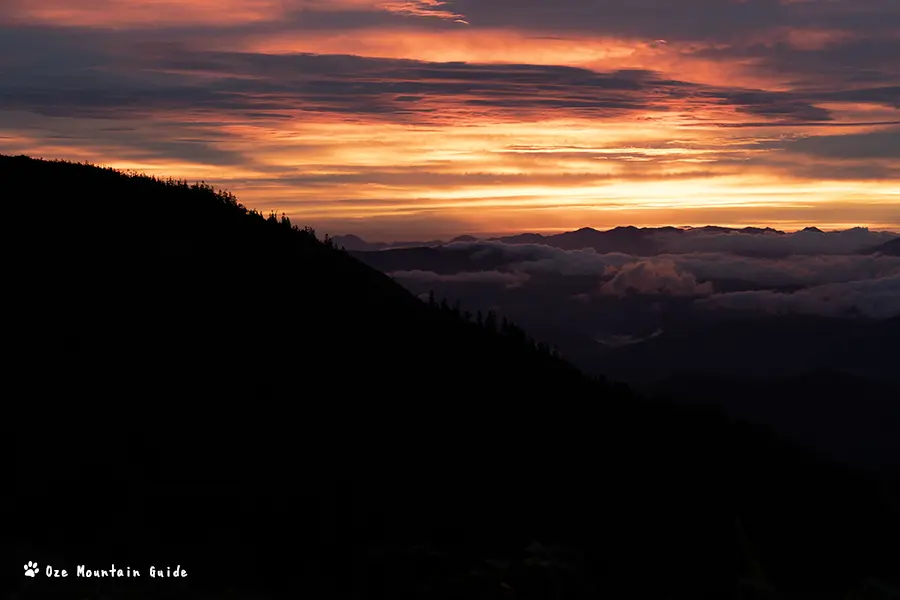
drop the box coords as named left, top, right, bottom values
left=2, top=0, right=898, bottom=239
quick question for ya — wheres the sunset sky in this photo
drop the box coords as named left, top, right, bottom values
left=2, top=0, right=899, bottom=240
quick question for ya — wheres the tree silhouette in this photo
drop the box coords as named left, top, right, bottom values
left=5, top=153, right=899, bottom=600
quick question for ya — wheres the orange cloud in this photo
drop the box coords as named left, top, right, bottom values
left=3, top=0, right=285, bottom=27
left=2, top=0, right=899, bottom=240
left=234, top=28, right=782, bottom=89
left=379, top=0, right=467, bottom=22
left=2, top=0, right=466, bottom=27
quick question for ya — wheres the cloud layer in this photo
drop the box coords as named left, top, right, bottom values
left=363, top=232, right=900, bottom=317
left=696, top=274, right=900, bottom=319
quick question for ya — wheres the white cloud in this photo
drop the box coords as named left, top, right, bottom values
left=598, top=259, right=714, bottom=297
left=671, top=253, right=900, bottom=287
left=449, top=241, right=637, bottom=275
left=695, top=274, right=900, bottom=319
left=390, top=239, right=900, bottom=316
left=445, top=240, right=900, bottom=288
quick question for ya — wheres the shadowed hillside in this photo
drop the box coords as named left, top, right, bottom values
left=6, top=155, right=900, bottom=600
left=874, top=237, right=900, bottom=256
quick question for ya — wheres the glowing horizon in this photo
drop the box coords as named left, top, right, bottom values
left=1, top=0, right=898, bottom=240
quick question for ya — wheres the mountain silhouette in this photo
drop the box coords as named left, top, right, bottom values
left=491, top=231, right=550, bottom=245
left=331, top=234, right=447, bottom=251
left=655, top=369, right=900, bottom=477
left=7, top=154, right=900, bottom=600
left=331, top=232, right=389, bottom=251
left=545, top=226, right=661, bottom=254
left=449, top=234, right=479, bottom=243
left=338, top=224, right=898, bottom=256
left=873, top=237, right=900, bottom=256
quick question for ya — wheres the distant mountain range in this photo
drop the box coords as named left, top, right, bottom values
left=333, top=225, right=899, bottom=256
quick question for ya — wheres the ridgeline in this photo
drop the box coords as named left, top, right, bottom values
left=6, top=154, right=899, bottom=600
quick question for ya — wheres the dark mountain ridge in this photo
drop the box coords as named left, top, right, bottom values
left=655, top=369, right=900, bottom=477
left=336, top=224, right=898, bottom=256
left=592, top=312, right=900, bottom=387
left=869, top=237, right=900, bottom=256
left=6, top=154, right=899, bottom=600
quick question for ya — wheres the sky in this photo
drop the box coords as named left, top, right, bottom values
left=2, top=0, right=899, bottom=241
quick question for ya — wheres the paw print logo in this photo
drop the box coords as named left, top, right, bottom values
left=24, top=562, right=39, bottom=577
